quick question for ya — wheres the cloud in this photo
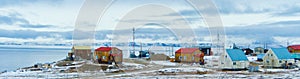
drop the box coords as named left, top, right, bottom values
left=0, top=13, right=29, bottom=25
left=0, top=29, right=72, bottom=39
left=166, top=10, right=199, bottom=16
left=19, top=24, right=54, bottom=28
left=225, top=20, right=300, bottom=44
left=273, top=6, right=300, bottom=16
left=0, top=0, right=64, bottom=8
left=0, top=11, right=57, bottom=28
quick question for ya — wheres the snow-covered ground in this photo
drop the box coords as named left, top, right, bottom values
left=3, top=56, right=300, bottom=78
left=150, top=61, right=178, bottom=66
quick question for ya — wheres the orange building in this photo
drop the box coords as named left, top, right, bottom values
left=94, top=47, right=123, bottom=64
left=175, top=48, right=203, bottom=63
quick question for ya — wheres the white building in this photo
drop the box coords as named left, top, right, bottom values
left=219, top=49, right=249, bottom=69
left=263, top=48, right=294, bottom=68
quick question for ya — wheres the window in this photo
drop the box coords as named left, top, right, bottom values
left=102, top=56, right=106, bottom=59
left=266, top=61, right=269, bottom=63
left=225, top=55, right=227, bottom=58
left=179, top=56, right=182, bottom=60
left=233, top=62, right=236, bottom=65
left=271, top=54, right=273, bottom=56
left=184, top=56, right=187, bottom=60
left=279, top=60, right=282, bottom=63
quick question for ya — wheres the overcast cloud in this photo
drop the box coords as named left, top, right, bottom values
left=0, top=0, right=299, bottom=47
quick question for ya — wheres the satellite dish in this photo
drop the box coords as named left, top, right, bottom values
left=134, top=51, right=140, bottom=56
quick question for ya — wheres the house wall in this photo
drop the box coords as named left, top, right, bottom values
left=175, top=53, right=181, bottom=62
left=263, top=50, right=294, bottom=68
left=94, top=51, right=110, bottom=63
left=73, top=49, right=91, bottom=60
left=219, top=53, right=249, bottom=69
left=111, top=48, right=123, bottom=63
left=219, top=53, right=233, bottom=68
left=193, top=50, right=202, bottom=62
left=175, top=50, right=202, bottom=63
left=289, top=48, right=300, bottom=53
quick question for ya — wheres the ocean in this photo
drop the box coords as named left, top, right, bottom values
left=0, top=45, right=70, bottom=72
left=0, top=45, right=180, bottom=72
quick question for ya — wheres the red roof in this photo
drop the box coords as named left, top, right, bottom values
left=95, top=47, right=113, bottom=51
left=175, top=48, right=199, bottom=54
left=288, top=45, right=300, bottom=50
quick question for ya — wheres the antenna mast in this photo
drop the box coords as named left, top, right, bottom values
left=132, top=27, right=135, bottom=54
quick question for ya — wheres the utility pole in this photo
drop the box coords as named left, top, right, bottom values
left=132, top=27, right=135, bottom=57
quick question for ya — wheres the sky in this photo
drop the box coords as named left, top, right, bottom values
left=0, top=0, right=299, bottom=47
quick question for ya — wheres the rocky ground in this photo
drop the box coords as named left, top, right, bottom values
left=2, top=58, right=300, bottom=79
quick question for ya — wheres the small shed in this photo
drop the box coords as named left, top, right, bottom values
left=219, top=49, right=249, bottom=69
left=67, top=51, right=74, bottom=61
left=263, top=48, right=294, bottom=68
left=199, top=47, right=212, bottom=56
left=94, top=47, right=123, bottom=64
left=175, top=48, right=203, bottom=63
left=72, top=46, right=92, bottom=60
left=254, top=47, right=265, bottom=54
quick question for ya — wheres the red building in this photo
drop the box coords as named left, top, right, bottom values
left=94, top=47, right=123, bottom=64
left=288, top=45, right=300, bottom=53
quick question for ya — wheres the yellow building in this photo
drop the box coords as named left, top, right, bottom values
left=94, top=47, right=122, bottom=64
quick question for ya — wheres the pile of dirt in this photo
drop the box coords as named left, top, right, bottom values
left=77, top=64, right=107, bottom=72
left=150, top=54, right=170, bottom=61
left=123, top=58, right=150, bottom=65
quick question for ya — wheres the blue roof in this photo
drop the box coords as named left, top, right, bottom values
left=271, top=48, right=293, bottom=59
left=226, top=49, right=248, bottom=61
left=291, top=53, right=300, bottom=59
left=257, top=54, right=265, bottom=59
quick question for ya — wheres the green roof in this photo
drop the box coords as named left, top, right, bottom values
left=226, top=49, right=248, bottom=61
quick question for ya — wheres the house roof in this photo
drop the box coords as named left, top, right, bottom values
left=291, top=53, right=300, bottom=59
left=95, top=47, right=113, bottom=51
left=73, top=46, right=91, bottom=50
left=257, top=54, right=265, bottom=59
left=226, top=49, right=248, bottom=61
left=175, top=48, right=199, bottom=54
left=288, top=45, right=300, bottom=50
left=271, top=48, right=293, bottom=59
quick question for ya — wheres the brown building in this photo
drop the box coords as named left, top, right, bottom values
left=175, top=48, right=203, bottom=63
left=94, top=47, right=123, bottom=64
left=72, top=46, right=92, bottom=60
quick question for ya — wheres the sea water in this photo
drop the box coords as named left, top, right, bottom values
left=0, top=45, right=69, bottom=72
